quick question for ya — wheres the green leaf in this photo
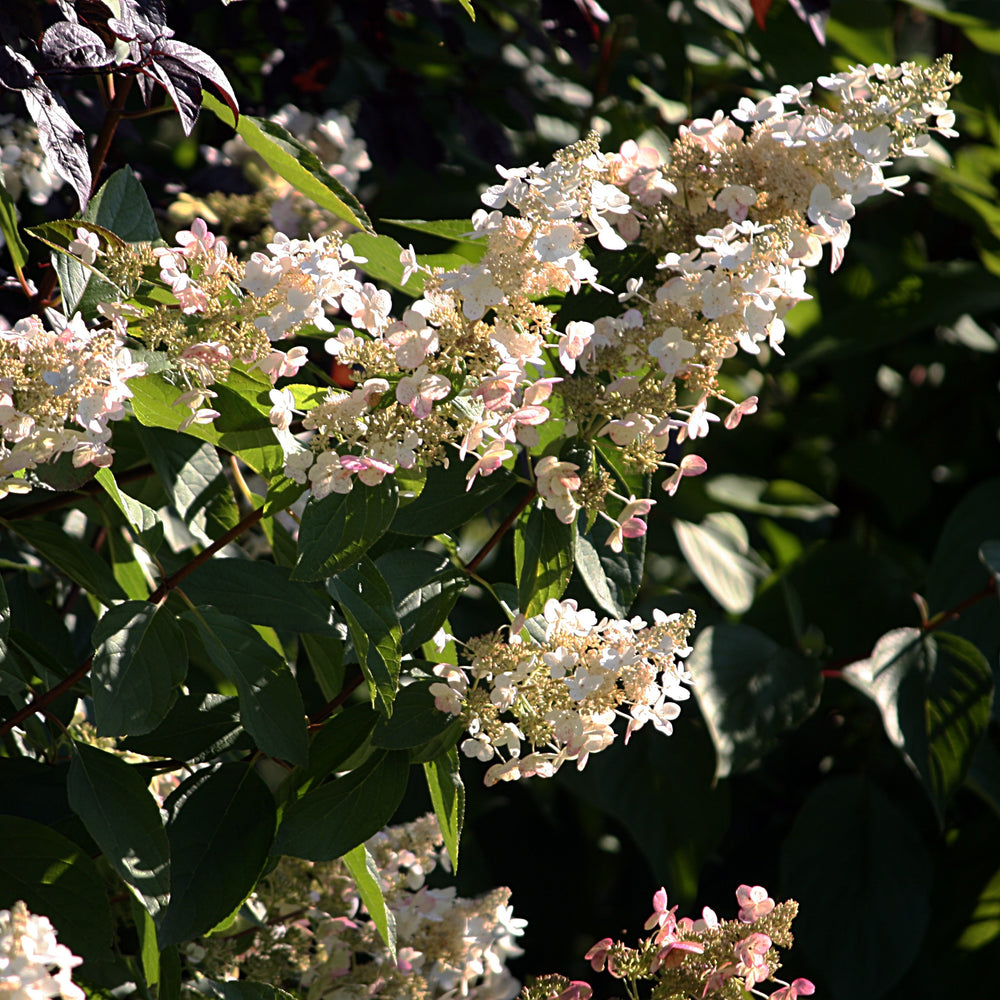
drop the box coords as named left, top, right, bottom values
left=182, top=608, right=308, bottom=766
left=49, top=168, right=158, bottom=319
left=514, top=504, right=574, bottom=617
left=304, top=703, right=379, bottom=787
left=688, top=624, right=823, bottom=779
left=374, top=549, right=467, bottom=653
left=705, top=474, right=839, bottom=521
left=122, top=693, right=247, bottom=764
left=292, top=479, right=398, bottom=582
left=197, top=981, right=298, bottom=1000
left=300, top=632, right=346, bottom=702
left=574, top=518, right=644, bottom=618
left=0, top=815, right=114, bottom=960
left=201, top=92, right=372, bottom=233
left=131, top=373, right=283, bottom=478
left=423, top=747, right=464, bottom=873
left=844, top=627, right=994, bottom=822
left=390, top=460, right=515, bottom=535
left=981, top=539, right=1000, bottom=578
left=94, top=467, right=163, bottom=553
left=343, top=844, right=397, bottom=958
left=133, top=424, right=241, bottom=542
left=67, top=743, right=170, bottom=916
left=157, top=764, right=276, bottom=947
left=128, top=896, right=160, bottom=991
left=91, top=601, right=188, bottom=738
left=328, top=558, right=402, bottom=716
left=274, top=749, right=410, bottom=861
left=0, top=174, right=29, bottom=271
left=673, top=512, right=766, bottom=614
left=560, top=722, right=729, bottom=907
left=7, top=518, right=126, bottom=606
left=371, top=680, right=460, bottom=750
left=181, top=559, right=335, bottom=634
left=382, top=218, right=485, bottom=246
left=780, top=776, right=931, bottom=1000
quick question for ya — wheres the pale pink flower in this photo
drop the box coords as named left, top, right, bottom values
left=725, top=395, right=759, bottom=430
left=465, top=439, right=513, bottom=490
left=644, top=887, right=674, bottom=931
left=769, top=978, right=816, bottom=1000
left=736, top=884, right=775, bottom=923
left=583, top=938, right=613, bottom=973
left=662, top=454, right=708, bottom=495
left=174, top=218, right=219, bottom=257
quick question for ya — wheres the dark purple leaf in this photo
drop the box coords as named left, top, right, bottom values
left=143, top=55, right=201, bottom=134
left=156, top=38, right=238, bottom=122
left=40, top=22, right=112, bottom=71
left=130, top=0, right=168, bottom=32
left=0, top=44, right=35, bottom=91
left=21, top=84, right=91, bottom=210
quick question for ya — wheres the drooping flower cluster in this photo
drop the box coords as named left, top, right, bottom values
left=0, top=901, right=84, bottom=1000
left=519, top=885, right=811, bottom=1000
left=431, top=599, right=696, bottom=786
left=184, top=814, right=526, bottom=1000
left=0, top=309, right=145, bottom=496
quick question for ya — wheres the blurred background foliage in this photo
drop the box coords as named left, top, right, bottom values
left=4, top=1, right=1000, bottom=997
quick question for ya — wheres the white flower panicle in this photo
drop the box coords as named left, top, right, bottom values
left=0, top=901, right=84, bottom=1000
left=17, top=58, right=953, bottom=530
left=0, top=117, right=65, bottom=207
left=431, top=599, right=696, bottom=785
left=0, top=307, right=145, bottom=497
left=184, top=815, right=525, bottom=1000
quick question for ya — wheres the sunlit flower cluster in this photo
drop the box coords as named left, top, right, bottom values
left=0, top=901, right=84, bottom=1000
left=519, top=885, right=810, bottom=1000
left=185, top=814, right=526, bottom=1000
left=431, top=599, right=696, bottom=786
left=0, top=309, right=145, bottom=496
left=51, top=58, right=958, bottom=542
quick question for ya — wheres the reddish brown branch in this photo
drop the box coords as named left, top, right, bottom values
left=463, top=487, right=537, bottom=575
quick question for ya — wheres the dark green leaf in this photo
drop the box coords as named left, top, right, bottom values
left=374, top=549, right=467, bottom=653
left=688, top=624, right=823, bottom=779
left=198, top=981, right=298, bottom=1000
left=132, top=425, right=239, bottom=542
left=201, top=93, right=372, bottom=233
left=182, top=608, right=308, bottom=766
left=0, top=815, right=113, bottom=959
left=343, top=844, right=397, bottom=958
left=67, top=743, right=170, bottom=916
left=157, top=764, right=276, bottom=947
left=781, top=777, right=931, bottom=1000
left=292, top=479, right=398, bottom=582
left=91, top=601, right=188, bottom=738
left=328, top=558, right=402, bottom=715
left=927, top=479, right=1000, bottom=684
left=844, top=627, right=994, bottom=822
left=273, top=749, right=409, bottom=861
left=8, top=518, right=126, bottom=606
left=390, top=460, right=515, bottom=535
left=574, top=519, right=644, bottom=618
left=182, top=559, right=335, bottom=634
left=305, top=703, right=379, bottom=787
left=560, top=722, right=729, bottom=907
left=423, top=747, right=464, bottom=873
left=371, top=680, right=458, bottom=750
left=122, top=693, right=247, bottom=764
left=515, top=503, right=574, bottom=618
left=300, top=632, right=346, bottom=702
